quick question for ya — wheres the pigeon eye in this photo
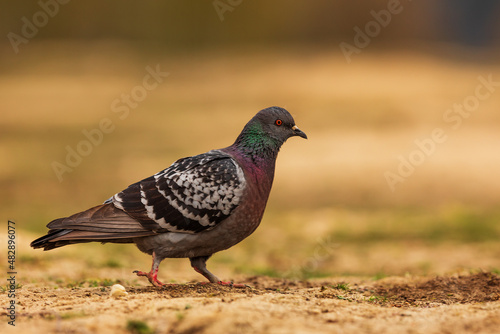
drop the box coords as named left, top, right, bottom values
left=275, top=119, right=283, bottom=126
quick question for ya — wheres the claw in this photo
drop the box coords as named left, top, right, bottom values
left=217, top=281, right=234, bottom=286
left=219, top=281, right=251, bottom=288
left=133, top=269, right=164, bottom=287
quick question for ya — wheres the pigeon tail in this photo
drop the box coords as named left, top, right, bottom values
left=30, top=203, right=156, bottom=250
left=30, top=229, right=73, bottom=250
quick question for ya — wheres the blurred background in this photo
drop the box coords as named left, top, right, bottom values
left=1, top=0, right=500, bottom=285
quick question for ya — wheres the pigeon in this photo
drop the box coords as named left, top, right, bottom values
left=31, top=106, right=307, bottom=287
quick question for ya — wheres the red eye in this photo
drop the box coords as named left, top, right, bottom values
left=275, top=119, right=283, bottom=126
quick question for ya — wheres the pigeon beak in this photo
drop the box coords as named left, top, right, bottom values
left=292, top=125, right=308, bottom=139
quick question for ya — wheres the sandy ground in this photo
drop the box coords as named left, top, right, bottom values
left=2, top=46, right=500, bottom=333
left=1, top=272, right=499, bottom=334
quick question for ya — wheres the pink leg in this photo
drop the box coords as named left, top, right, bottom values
left=133, top=251, right=167, bottom=287
left=190, top=256, right=249, bottom=288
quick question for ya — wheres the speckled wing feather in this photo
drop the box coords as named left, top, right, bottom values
left=111, top=150, right=247, bottom=234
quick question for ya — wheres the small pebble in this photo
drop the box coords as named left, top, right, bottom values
left=110, top=284, right=128, bottom=298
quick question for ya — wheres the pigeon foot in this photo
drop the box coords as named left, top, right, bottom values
left=133, top=269, right=166, bottom=287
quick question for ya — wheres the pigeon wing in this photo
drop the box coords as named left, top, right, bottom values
left=112, top=150, right=247, bottom=234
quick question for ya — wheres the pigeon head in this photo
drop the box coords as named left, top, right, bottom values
left=252, top=106, right=307, bottom=142
left=232, top=106, right=307, bottom=161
